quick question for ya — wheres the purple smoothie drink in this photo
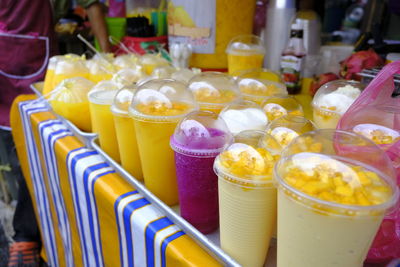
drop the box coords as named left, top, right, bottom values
left=170, top=111, right=232, bottom=234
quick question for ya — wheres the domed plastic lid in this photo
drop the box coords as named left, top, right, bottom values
left=219, top=100, right=268, bottom=135
left=86, top=58, right=116, bottom=75
left=54, top=57, right=88, bottom=75
left=188, top=72, right=240, bottom=108
left=48, top=77, right=94, bottom=103
left=113, top=54, right=139, bottom=69
left=312, top=80, right=364, bottom=115
left=111, top=88, right=135, bottom=116
left=233, top=68, right=282, bottom=82
left=275, top=129, right=399, bottom=215
left=112, top=68, right=145, bottom=88
left=226, top=35, right=265, bottom=55
left=129, top=79, right=198, bottom=122
left=266, top=115, right=316, bottom=148
left=170, top=110, right=233, bottom=157
left=89, top=80, right=120, bottom=97
left=48, top=55, right=65, bottom=70
left=171, top=68, right=201, bottom=83
left=151, top=66, right=176, bottom=79
left=213, top=130, right=281, bottom=187
left=353, top=124, right=400, bottom=145
left=262, top=94, right=303, bottom=121
left=236, top=77, right=287, bottom=99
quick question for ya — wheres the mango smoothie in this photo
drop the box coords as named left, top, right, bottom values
left=275, top=130, right=399, bottom=267
left=112, top=68, right=145, bottom=88
left=139, top=54, right=170, bottom=75
left=86, top=58, right=115, bottom=83
left=111, top=88, right=143, bottom=180
left=312, top=80, right=363, bottom=129
left=262, top=95, right=304, bottom=121
left=214, top=131, right=281, bottom=267
left=43, top=55, right=64, bottom=96
left=188, top=72, right=240, bottom=114
left=129, top=79, right=198, bottom=205
left=236, top=77, right=287, bottom=105
left=88, top=90, right=120, bottom=162
left=113, top=54, right=139, bottom=70
left=226, top=35, right=265, bottom=75
left=48, top=77, right=94, bottom=132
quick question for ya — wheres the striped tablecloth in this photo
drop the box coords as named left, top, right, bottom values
left=10, top=95, right=220, bottom=267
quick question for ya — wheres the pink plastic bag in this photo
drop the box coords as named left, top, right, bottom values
left=338, top=61, right=400, bottom=263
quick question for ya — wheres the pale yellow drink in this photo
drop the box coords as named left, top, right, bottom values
left=88, top=90, right=120, bottom=162
left=52, top=58, right=89, bottom=89
left=226, top=35, right=265, bottom=75
left=188, top=72, right=240, bottom=114
left=129, top=80, right=198, bottom=205
left=262, top=95, right=303, bottom=121
left=43, top=56, right=64, bottom=96
left=111, top=89, right=143, bottom=180
left=214, top=131, right=281, bottom=267
left=237, top=78, right=287, bottom=105
left=275, top=131, right=399, bottom=267
left=139, top=54, right=170, bottom=75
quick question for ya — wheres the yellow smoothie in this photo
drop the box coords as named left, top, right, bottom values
left=88, top=90, right=120, bottom=162
left=214, top=132, right=280, bottom=267
left=227, top=53, right=264, bottom=75
left=262, top=95, right=304, bottom=121
left=276, top=152, right=398, bottom=267
left=129, top=80, right=198, bottom=205
left=237, top=78, right=287, bottom=105
left=52, top=59, right=89, bottom=89
left=111, top=89, right=143, bottom=180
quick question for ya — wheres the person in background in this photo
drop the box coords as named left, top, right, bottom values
left=0, top=0, right=111, bottom=266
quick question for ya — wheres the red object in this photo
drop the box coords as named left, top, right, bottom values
left=340, top=49, right=384, bottom=80
left=309, top=72, right=339, bottom=96
left=120, top=35, right=168, bottom=55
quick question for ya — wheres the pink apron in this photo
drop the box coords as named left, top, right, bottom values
left=0, top=0, right=57, bottom=128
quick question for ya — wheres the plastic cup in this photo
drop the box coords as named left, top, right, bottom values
left=188, top=72, right=241, bottom=114
left=86, top=58, right=116, bottom=83
left=111, top=88, right=143, bottom=180
left=214, top=130, right=281, bottom=267
left=219, top=100, right=268, bottom=135
left=236, top=76, right=287, bottom=105
left=226, top=35, right=265, bottom=75
left=274, top=129, right=399, bottom=267
left=88, top=89, right=121, bottom=162
left=139, top=54, right=170, bottom=75
left=233, top=68, right=282, bottom=82
left=112, top=68, right=146, bottom=88
left=48, top=77, right=94, bottom=132
left=151, top=65, right=176, bottom=79
left=170, top=111, right=232, bottom=233
left=262, top=94, right=304, bottom=121
left=52, top=56, right=89, bottom=89
left=43, top=55, right=65, bottom=96
left=129, top=79, right=198, bottom=205
left=312, top=80, right=364, bottom=129
left=266, top=115, right=316, bottom=149
left=113, top=54, right=139, bottom=70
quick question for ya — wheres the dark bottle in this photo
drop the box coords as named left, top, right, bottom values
left=280, top=20, right=307, bottom=94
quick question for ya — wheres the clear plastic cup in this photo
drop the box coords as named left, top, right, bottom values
left=86, top=58, right=116, bottom=83
left=219, top=100, right=268, bottom=135
left=171, top=68, right=201, bottom=83
left=233, top=68, right=282, bottom=82
left=262, top=94, right=304, bottom=121
left=129, top=79, right=198, bottom=205
left=52, top=56, right=89, bottom=88
left=111, top=88, right=143, bottom=180
left=88, top=89, right=121, bottom=162
left=170, top=110, right=232, bottom=233
left=151, top=65, right=176, bottom=79
left=266, top=115, right=316, bottom=149
left=48, top=77, right=94, bottom=132
left=214, top=130, right=281, bottom=267
left=236, top=76, right=287, bottom=105
left=139, top=54, right=170, bottom=75
left=274, top=129, right=399, bottom=267
left=226, top=35, right=265, bottom=75
left=312, top=80, right=364, bottom=129
left=188, top=72, right=241, bottom=114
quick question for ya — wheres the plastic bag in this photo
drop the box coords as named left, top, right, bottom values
left=337, top=61, right=400, bottom=263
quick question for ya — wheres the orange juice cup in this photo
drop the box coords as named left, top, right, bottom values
left=129, top=79, right=198, bottom=205
left=111, top=88, right=143, bottom=180
left=188, top=72, right=241, bottom=114
left=226, top=35, right=265, bottom=76
left=88, top=89, right=121, bottom=162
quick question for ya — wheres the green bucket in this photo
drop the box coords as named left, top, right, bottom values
left=95, top=17, right=126, bottom=51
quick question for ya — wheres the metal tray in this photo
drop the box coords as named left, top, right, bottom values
left=30, top=82, right=241, bottom=266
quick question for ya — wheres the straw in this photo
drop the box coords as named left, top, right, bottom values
left=108, top=35, right=140, bottom=55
